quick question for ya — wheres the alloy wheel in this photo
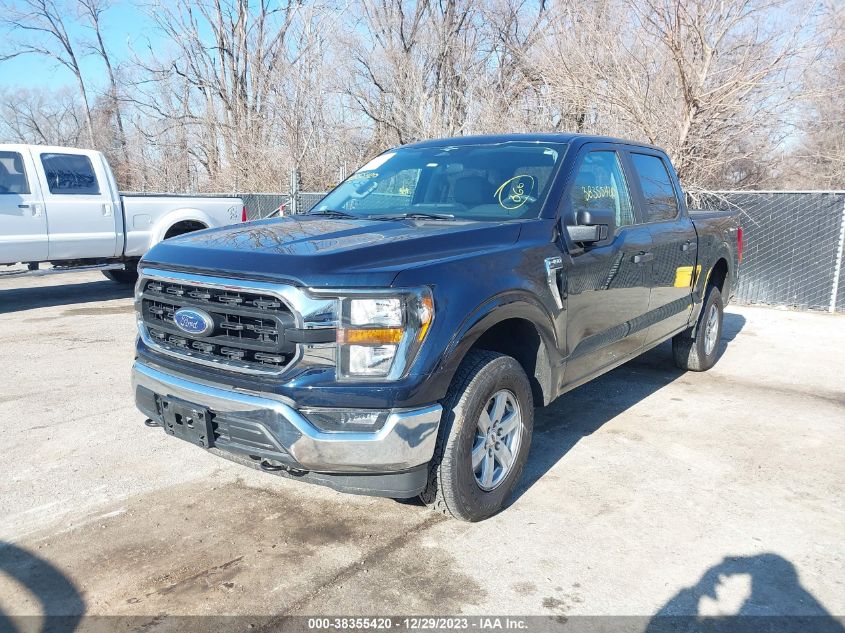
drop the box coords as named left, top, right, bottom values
left=472, top=389, right=523, bottom=491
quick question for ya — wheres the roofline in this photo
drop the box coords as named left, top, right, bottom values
left=399, top=133, right=665, bottom=153
left=0, top=143, right=102, bottom=154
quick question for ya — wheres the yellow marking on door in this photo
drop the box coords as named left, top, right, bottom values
left=674, top=264, right=701, bottom=288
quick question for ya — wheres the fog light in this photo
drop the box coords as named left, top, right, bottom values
left=302, top=408, right=390, bottom=433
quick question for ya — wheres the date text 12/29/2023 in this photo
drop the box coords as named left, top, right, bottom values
left=307, top=618, right=529, bottom=631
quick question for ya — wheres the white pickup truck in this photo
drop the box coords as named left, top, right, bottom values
left=0, top=144, right=245, bottom=283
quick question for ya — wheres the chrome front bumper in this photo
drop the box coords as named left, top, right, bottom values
left=131, top=361, right=442, bottom=473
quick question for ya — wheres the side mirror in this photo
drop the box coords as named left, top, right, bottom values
left=565, top=209, right=616, bottom=244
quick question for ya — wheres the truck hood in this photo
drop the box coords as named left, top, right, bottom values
left=141, top=215, right=522, bottom=287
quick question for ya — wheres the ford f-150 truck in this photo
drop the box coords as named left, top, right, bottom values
left=0, top=144, right=245, bottom=283
left=132, top=134, right=741, bottom=521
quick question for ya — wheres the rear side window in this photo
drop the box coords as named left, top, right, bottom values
left=630, top=153, right=678, bottom=222
left=0, top=151, right=30, bottom=194
left=40, top=153, right=100, bottom=195
left=569, top=150, right=635, bottom=229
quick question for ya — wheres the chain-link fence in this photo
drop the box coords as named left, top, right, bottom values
left=241, top=192, right=324, bottom=219
left=240, top=189, right=845, bottom=313
left=698, top=192, right=845, bottom=312
left=241, top=193, right=290, bottom=219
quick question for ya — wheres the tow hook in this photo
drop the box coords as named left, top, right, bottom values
left=259, top=458, right=286, bottom=472
left=256, top=457, right=307, bottom=477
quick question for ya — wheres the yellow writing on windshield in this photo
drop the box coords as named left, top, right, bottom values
left=495, top=175, right=536, bottom=211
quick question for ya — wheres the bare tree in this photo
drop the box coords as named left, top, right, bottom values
left=787, top=0, right=845, bottom=188
left=130, top=0, right=324, bottom=190
left=0, top=0, right=836, bottom=192
left=0, top=86, right=85, bottom=145
left=0, top=0, right=95, bottom=146
left=344, top=0, right=489, bottom=145
left=78, top=0, right=129, bottom=174
left=627, top=0, right=817, bottom=186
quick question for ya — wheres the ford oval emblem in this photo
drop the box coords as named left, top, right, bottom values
left=173, top=308, right=215, bottom=336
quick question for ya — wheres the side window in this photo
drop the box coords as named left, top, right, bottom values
left=40, top=153, right=100, bottom=195
left=569, top=151, right=634, bottom=229
left=630, top=153, right=679, bottom=222
left=0, top=151, right=31, bottom=194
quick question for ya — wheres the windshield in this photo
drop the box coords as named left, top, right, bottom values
left=314, top=141, right=568, bottom=221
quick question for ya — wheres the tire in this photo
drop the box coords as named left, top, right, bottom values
left=421, top=350, right=534, bottom=522
left=102, top=268, right=139, bottom=285
left=673, top=286, right=724, bottom=371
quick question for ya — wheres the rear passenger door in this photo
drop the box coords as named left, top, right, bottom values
left=0, top=147, right=47, bottom=265
left=35, top=150, right=120, bottom=260
left=627, top=151, right=698, bottom=343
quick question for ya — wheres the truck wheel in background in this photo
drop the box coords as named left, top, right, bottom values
left=102, top=261, right=139, bottom=285
left=421, top=350, right=534, bottom=521
left=672, top=286, right=724, bottom=372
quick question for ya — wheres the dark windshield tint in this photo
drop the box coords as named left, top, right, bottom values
left=315, top=142, right=568, bottom=220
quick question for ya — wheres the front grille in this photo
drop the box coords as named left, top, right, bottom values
left=140, top=278, right=298, bottom=373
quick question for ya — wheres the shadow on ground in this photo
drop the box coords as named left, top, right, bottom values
left=0, top=542, right=84, bottom=633
left=0, top=280, right=133, bottom=314
left=644, top=553, right=845, bottom=632
left=513, top=312, right=746, bottom=503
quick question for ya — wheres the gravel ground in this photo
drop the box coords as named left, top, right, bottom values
left=0, top=271, right=843, bottom=627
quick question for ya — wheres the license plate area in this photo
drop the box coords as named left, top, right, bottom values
left=157, top=396, right=215, bottom=449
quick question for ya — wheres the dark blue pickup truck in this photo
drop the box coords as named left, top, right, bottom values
left=132, top=134, right=741, bottom=521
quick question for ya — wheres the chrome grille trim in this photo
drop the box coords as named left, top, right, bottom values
left=136, top=268, right=337, bottom=376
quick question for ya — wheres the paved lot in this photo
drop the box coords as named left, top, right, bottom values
left=0, top=271, right=843, bottom=625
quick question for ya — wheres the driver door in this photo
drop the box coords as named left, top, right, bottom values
left=558, top=145, right=653, bottom=385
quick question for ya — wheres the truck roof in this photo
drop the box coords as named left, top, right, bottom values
left=403, top=133, right=663, bottom=153
left=0, top=143, right=103, bottom=155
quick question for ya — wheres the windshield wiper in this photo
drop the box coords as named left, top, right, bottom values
left=371, top=212, right=455, bottom=221
left=308, top=209, right=359, bottom=218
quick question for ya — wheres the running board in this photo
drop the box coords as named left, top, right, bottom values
left=0, top=263, right=126, bottom=279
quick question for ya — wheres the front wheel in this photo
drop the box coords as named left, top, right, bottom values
left=673, top=286, right=724, bottom=371
left=421, top=350, right=534, bottom=521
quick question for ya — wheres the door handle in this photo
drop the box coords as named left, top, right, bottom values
left=18, top=204, right=30, bottom=209
left=632, top=252, right=654, bottom=264
left=681, top=241, right=697, bottom=252
left=102, top=203, right=113, bottom=217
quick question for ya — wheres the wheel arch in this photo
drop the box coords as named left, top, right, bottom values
left=437, top=294, right=559, bottom=407
left=695, top=242, right=733, bottom=302
left=708, top=255, right=730, bottom=294
left=690, top=245, right=732, bottom=336
left=149, top=208, right=216, bottom=246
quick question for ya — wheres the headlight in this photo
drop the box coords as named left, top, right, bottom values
left=335, top=289, right=434, bottom=380
left=349, top=297, right=403, bottom=327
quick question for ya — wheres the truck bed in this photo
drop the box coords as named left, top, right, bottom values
left=122, top=194, right=243, bottom=258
